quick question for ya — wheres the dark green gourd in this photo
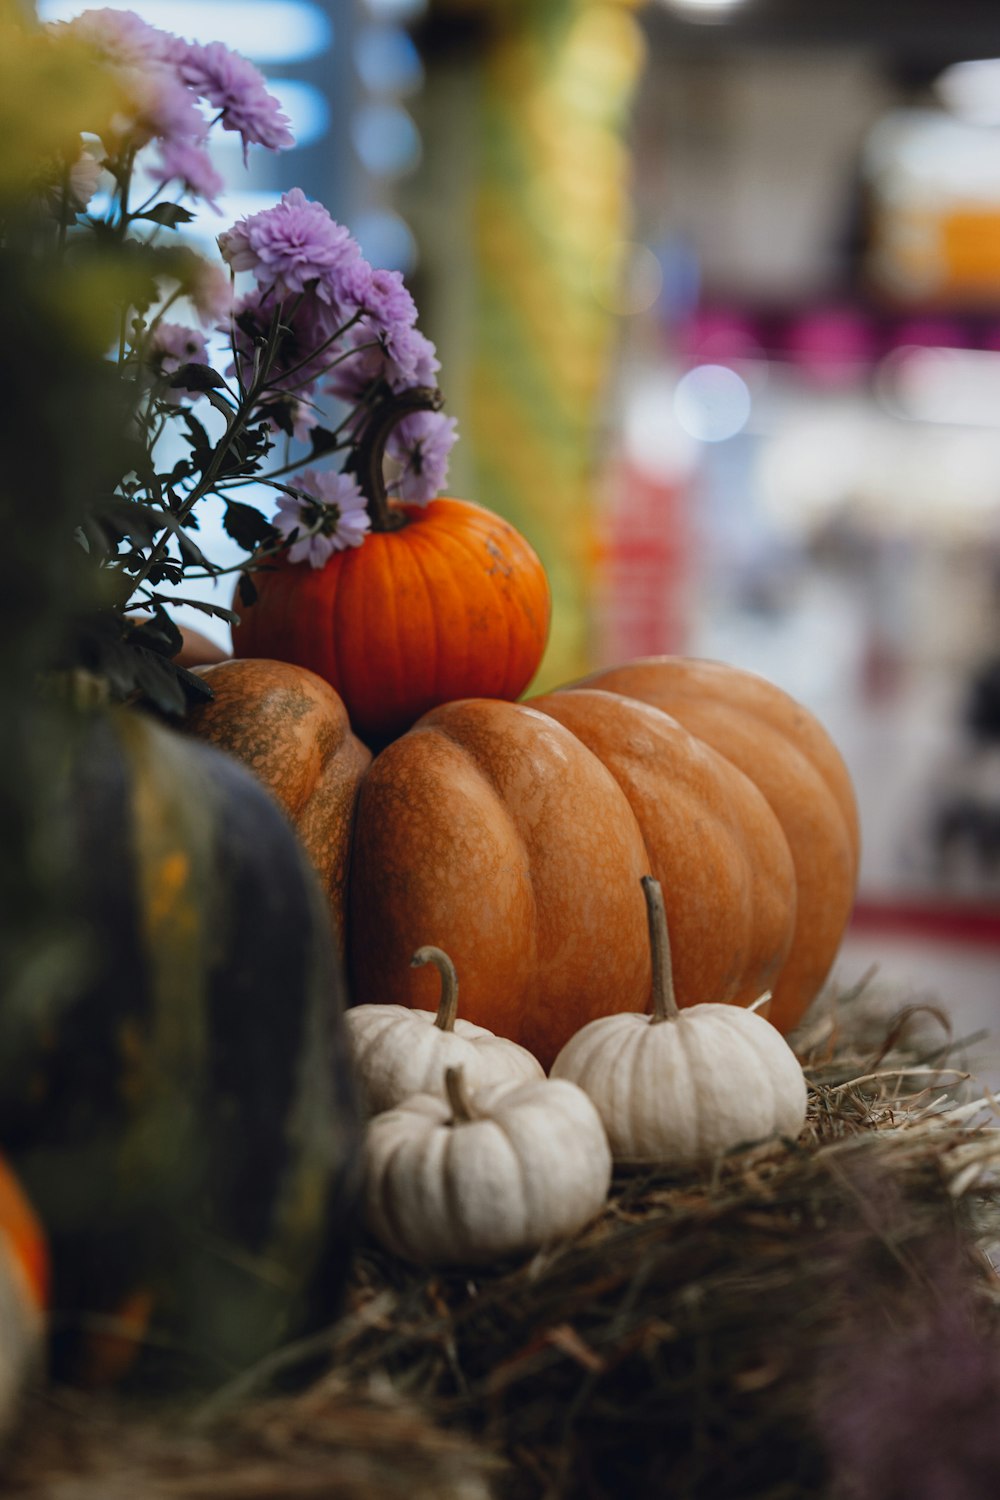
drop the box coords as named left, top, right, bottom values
left=0, top=707, right=361, bottom=1385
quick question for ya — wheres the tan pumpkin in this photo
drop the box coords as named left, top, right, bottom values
left=565, top=657, right=860, bottom=1034
left=349, top=698, right=655, bottom=1069
left=186, top=658, right=371, bottom=944
left=187, top=653, right=858, bottom=1068
left=550, top=877, right=808, bottom=1167
left=348, top=679, right=816, bottom=1067
left=363, top=1067, right=612, bottom=1265
left=527, top=686, right=797, bottom=1016
left=345, top=945, right=544, bottom=1117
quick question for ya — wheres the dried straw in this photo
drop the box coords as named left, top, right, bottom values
left=7, top=978, right=1000, bottom=1500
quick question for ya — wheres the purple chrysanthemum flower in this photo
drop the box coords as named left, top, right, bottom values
left=59, top=8, right=184, bottom=67
left=179, top=42, right=294, bottom=160
left=67, top=153, right=103, bottom=211
left=57, top=9, right=205, bottom=150
left=387, top=324, right=440, bottom=389
left=282, top=398, right=321, bottom=443
left=274, top=470, right=370, bottom=566
left=151, top=138, right=224, bottom=208
left=353, top=266, right=418, bottom=335
left=120, top=58, right=209, bottom=149
left=227, top=282, right=348, bottom=399
left=386, top=410, right=458, bottom=504
left=145, top=322, right=211, bottom=403
left=56, top=12, right=211, bottom=157
left=326, top=323, right=440, bottom=404
left=218, top=189, right=362, bottom=305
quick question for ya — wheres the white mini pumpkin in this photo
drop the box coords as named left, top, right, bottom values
left=550, top=876, right=808, bottom=1168
left=346, top=945, right=545, bottom=1117
left=364, top=1067, right=613, bottom=1265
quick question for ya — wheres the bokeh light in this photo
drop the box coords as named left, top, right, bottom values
left=673, top=364, right=752, bottom=443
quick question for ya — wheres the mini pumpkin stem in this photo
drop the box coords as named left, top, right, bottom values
left=641, top=875, right=680, bottom=1024
left=351, top=384, right=445, bottom=534
left=444, top=1065, right=473, bottom=1124
left=411, top=945, right=459, bottom=1032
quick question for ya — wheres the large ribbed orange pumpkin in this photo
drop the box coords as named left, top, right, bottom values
left=566, top=658, right=861, bottom=1034
left=231, top=497, right=550, bottom=745
left=347, top=659, right=859, bottom=1066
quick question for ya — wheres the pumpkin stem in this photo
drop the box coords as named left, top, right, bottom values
left=411, top=945, right=459, bottom=1032
left=642, top=875, right=680, bottom=1024
left=350, top=385, right=445, bottom=534
left=444, top=1065, right=473, bottom=1124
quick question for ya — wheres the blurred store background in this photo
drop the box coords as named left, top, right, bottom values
left=37, top=0, right=1000, bottom=1061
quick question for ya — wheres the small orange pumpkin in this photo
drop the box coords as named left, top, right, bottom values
left=231, top=391, right=550, bottom=744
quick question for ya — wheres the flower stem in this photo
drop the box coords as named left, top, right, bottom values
left=350, top=385, right=443, bottom=532
left=641, top=875, right=679, bottom=1024
left=125, top=316, right=282, bottom=602
left=411, top=947, right=460, bottom=1032
left=261, top=309, right=363, bottom=391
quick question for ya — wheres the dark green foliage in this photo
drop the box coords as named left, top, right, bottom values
left=0, top=244, right=135, bottom=1058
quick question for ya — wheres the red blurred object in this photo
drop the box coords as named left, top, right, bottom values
left=597, top=458, right=691, bottom=663
left=850, top=897, right=1000, bottom=949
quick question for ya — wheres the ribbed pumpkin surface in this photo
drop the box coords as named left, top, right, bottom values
left=231, top=499, right=551, bottom=744
left=348, top=699, right=654, bottom=1068
left=569, top=658, right=861, bottom=1034
left=185, top=659, right=371, bottom=948
left=0, top=709, right=362, bottom=1384
left=348, top=660, right=859, bottom=1066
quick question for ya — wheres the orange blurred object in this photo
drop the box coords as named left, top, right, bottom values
left=0, top=1155, right=48, bottom=1313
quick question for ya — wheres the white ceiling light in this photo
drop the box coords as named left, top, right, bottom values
left=661, top=0, right=749, bottom=18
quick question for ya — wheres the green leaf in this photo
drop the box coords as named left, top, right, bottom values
left=223, top=501, right=276, bottom=551
left=148, top=594, right=240, bottom=625
left=127, top=607, right=183, bottom=659
left=169, top=362, right=228, bottom=392
left=203, top=388, right=237, bottom=420
left=176, top=531, right=215, bottom=570
left=182, top=411, right=212, bottom=462
left=63, top=612, right=192, bottom=716
left=260, top=398, right=295, bottom=437
left=133, top=203, right=197, bottom=230
left=146, top=560, right=184, bottom=586
left=90, top=496, right=166, bottom=548
left=307, top=425, right=342, bottom=459
left=237, top=573, right=258, bottom=608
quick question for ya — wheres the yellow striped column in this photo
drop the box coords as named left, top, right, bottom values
left=446, top=0, right=647, bottom=688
